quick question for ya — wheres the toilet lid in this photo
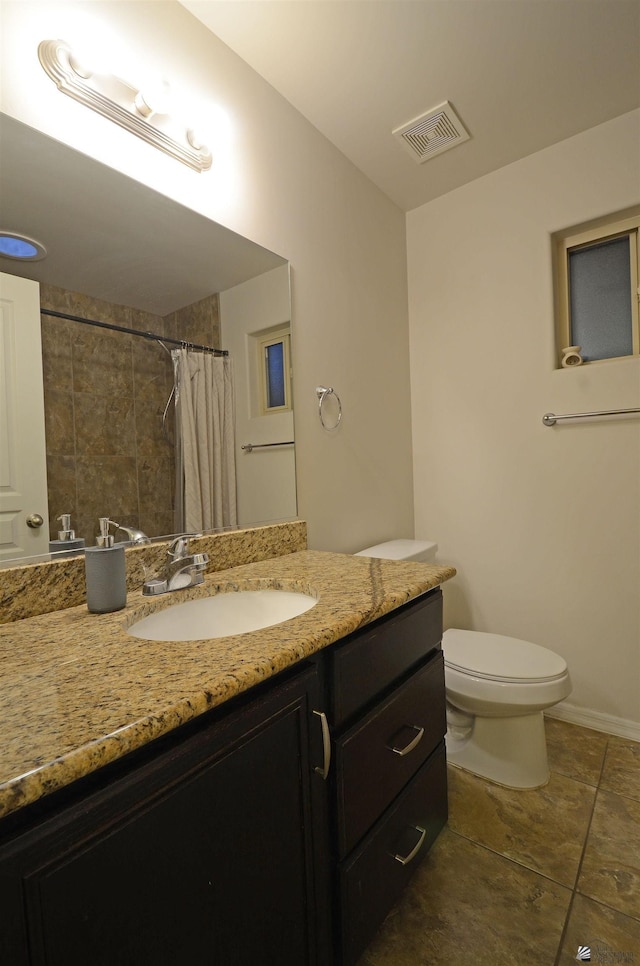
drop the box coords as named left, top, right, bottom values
left=442, top=628, right=568, bottom=683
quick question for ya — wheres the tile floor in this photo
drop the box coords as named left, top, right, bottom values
left=358, top=718, right=640, bottom=966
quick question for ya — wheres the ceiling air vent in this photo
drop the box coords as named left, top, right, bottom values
left=393, top=101, right=470, bottom=164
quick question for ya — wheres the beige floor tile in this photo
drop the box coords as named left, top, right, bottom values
left=558, top=893, right=640, bottom=965
left=545, top=717, right=608, bottom=786
left=578, top=789, right=640, bottom=921
left=600, top=737, right=640, bottom=803
left=357, top=827, right=571, bottom=966
left=447, top=764, right=596, bottom=888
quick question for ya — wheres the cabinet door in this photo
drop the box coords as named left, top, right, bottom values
left=0, top=666, right=329, bottom=966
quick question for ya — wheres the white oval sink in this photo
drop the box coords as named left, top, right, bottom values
left=127, top=589, right=317, bottom=641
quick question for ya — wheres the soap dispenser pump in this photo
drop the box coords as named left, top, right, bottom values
left=96, top=517, right=115, bottom=548
left=84, top=517, right=127, bottom=613
left=48, top=513, right=85, bottom=556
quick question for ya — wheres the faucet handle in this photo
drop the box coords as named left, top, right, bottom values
left=167, top=532, right=203, bottom=557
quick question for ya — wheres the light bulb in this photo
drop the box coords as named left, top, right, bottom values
left=134, top=78, right=171, bottom=119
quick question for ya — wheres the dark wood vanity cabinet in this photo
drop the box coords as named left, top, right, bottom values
left=0, top=664, right=331, bottom=966
left=327, top=589, right=448, bottom=966
left=0, top=588, right=447, bottom=966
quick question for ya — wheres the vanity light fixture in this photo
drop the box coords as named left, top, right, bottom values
left=0, top=232, right=47, bottom=261
left=38, top=39, right=212, bottom=173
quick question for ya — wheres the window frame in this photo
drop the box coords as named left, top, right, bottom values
left=256, top=327, right=292, bottom=416
left=553, top=208, right=640, bottom=367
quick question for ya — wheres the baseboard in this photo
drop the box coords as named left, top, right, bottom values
left=545, top=702, right=640, bottom=742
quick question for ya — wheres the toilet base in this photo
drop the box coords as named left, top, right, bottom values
left=445, top=711, right=549, bottom=789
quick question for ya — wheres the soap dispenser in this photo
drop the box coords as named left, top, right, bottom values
left=48, top=513, right=85, bottom=556
left=84, top=518, right=127, bottom=613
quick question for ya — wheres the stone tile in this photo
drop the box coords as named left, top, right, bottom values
left=130, top=308, right=166, bottom=337
left=601, top=737, right=640, bottom=803
left=76, top=456, right=139, bottom=545
left=138, top=456, right=174, bottom=539
left=43, top=388, right=75, bottom=455
left=357, top=827, right=571, bottom=966
left=545, top=716, right=608, bottom=786
left=66, top=291, right=131, bottom=328
left=40, top=312, right=73, bottom=394
left=132, top=336, right=173, bottom=405
left=135, top=396, right=174, bottom=460
left=74, top=392, right=136, bottom=457
left=558, top=893, right=640, bottom=965
left=578, top=789, right=640, bottom=920
left=46, top=455, right=77, bottom=539
left=447, top=764, right=595, bottom=887
left=138, top=456, right=173, bottom=507
left=39, top=282, right=72, bottom=315
left=139, top=508, right=175, bottom=542
left=168, top=293, right=220, bottom=348
left=71, top=326, right=134, bottom=396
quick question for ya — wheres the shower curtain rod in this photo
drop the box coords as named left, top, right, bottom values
left=40, top=308, right=228, bottom=356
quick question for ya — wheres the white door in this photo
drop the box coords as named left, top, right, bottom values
left=0, top=272, right=49, bottom=560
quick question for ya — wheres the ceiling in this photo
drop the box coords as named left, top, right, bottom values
left=1, top=2, right=638, bottom=313
left=180, top=0, right=640, bottom=212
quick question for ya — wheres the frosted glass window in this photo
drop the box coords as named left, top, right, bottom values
left=569, top=236, right=633, bottom=361
left=254, top=327, right=291, bottom=415
left=265, top=341, right=285, bottom=409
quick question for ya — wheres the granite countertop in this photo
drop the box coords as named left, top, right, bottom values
left=0, top=550, right=455, bottom=820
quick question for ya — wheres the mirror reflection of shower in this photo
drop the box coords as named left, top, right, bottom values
left=0, top=116, right=297, bottom=563
left=34, top=265, right=295, bottom=549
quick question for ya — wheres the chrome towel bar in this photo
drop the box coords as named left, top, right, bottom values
left=543, top=408, right=640, bottom=426
left=241, top=441, right=294, bottom=452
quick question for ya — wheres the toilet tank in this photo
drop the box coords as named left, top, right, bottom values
left=354, top=539, right=437, bottom=563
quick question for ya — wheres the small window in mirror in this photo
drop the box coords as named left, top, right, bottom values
left=257, top=328, right=292, bottom=414
left=554, top=209, right=640, bottom=366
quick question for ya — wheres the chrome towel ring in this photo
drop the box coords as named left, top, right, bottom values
left=316, top=386, right=342, bottom=431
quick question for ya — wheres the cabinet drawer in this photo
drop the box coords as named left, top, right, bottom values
left=338, top=745, right=448, bottom=966
left=335, top=652, right=445, bottom=858
left=329, top=590, right=442, bottom=729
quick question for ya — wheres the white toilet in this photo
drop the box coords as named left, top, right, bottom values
left=355, top=539, right=572, bottom=789
left=354, top=538, right=438, bottom=563
left=443, top=628, right=571, bottom=788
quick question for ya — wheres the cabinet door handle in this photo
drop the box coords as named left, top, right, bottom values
left=393, top=826, right=427, bottom=866
left=388, top=724, right=424, bottom=757
left=313, top=710, right=331, bottom=780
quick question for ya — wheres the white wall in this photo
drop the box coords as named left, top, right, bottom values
left=220, top=265, right=296, bottom=526
left=0, top=0, right=414, bottom=553
left=408, top=111, right=640, bottom=734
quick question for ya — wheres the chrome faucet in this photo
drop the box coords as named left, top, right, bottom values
left=106, top=519, right=150, bottom=546
left=142, top=534, right=209, bottom=596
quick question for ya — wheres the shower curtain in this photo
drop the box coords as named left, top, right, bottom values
left=172, top=348, right=237, bottom=533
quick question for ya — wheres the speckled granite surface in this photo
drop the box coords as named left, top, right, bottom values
left=0, top=549, right=455, bottom=819
left=0, top=520, right=307, bottom=623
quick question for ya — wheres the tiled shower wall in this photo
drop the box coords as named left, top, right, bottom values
left=40, top=284, right=220, bottom=547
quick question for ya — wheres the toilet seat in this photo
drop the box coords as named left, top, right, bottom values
left=442, top=629, right=568, bottom=685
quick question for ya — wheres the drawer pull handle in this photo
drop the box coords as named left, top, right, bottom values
left=393, top=826, right=427, bottom=866
left=313, top=710, right=331, bottom=780
left=389, top=725, right=424, bottom=757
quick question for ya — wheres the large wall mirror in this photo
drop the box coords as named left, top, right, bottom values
left=0, top=115, right=297, bottom=564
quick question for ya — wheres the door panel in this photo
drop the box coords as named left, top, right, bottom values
left=0, top=273, right=48, bottom=559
